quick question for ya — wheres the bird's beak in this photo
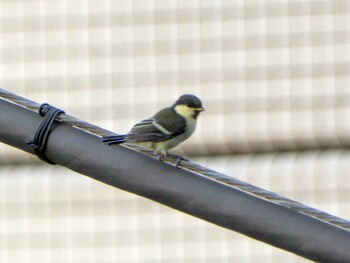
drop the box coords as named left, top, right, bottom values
left=192, top=107, right=205, bottom=112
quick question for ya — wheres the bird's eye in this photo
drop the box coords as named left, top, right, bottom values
left=186, top=103, right=191, bottom=107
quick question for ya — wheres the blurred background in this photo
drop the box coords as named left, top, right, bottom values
left=1, top=0, right=350, bottom=262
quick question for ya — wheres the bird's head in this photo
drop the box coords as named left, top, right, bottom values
left=173, top=94, right=205, bottom=119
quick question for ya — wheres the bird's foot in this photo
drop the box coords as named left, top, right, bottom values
left=166, top=153, right=189, bottom=168
left=159, top=155, right=166, bottom=162
left=158, top=152, right=188, bottom=168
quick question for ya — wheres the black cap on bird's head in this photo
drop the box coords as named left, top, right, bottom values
left=173, top=94, right=205, bottom=118
left=174, top=94, right=204, bottom=110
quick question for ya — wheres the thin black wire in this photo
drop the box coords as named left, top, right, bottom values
left=1, top=88, right=350, bottom=231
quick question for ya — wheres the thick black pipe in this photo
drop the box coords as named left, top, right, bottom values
left=1, top=98, right=350, bottom=263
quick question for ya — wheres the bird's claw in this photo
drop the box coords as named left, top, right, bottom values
left=158, top=153, right=188, bottom=168
left=175, top=158, right=183, bottom=168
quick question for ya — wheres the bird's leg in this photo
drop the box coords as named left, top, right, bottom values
left=157, top=150, right=188, bottom=168
left=166, top=152, right=189, bottom=168
left=175, top=158, right=183, bottom=168
left=158, top=150, right=167, bottom=162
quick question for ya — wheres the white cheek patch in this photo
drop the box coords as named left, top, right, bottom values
left=175, top=105, right=193, bottom=118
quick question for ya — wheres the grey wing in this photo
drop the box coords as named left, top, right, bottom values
left=127, top=118, right=174, bottom=142
left=127, top=108, right=187, bottom=143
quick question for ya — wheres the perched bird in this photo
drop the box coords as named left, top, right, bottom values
left=101, top=94, right=204, bottom=164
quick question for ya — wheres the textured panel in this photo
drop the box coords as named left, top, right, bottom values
left=1, top=1, right=349, bottom=262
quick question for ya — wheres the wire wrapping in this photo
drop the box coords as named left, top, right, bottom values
left=26, top=103, right=65, bottom=164
left=1, top=88, right=350, bottom=231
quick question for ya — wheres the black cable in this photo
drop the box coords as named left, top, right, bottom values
left=1, top=95, right=350, bottom=262
left=1, top=88, right=350, bottom=231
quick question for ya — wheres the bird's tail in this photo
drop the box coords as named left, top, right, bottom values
left=101, top=135, right=127, bottom=145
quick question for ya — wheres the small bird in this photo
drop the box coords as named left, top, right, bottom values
left=101, top=94, right=204, bottom=165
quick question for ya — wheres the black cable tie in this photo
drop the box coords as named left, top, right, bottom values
left=26, top=103, right=65, bottom=164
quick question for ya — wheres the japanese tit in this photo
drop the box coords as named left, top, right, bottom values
left=102, top=94, right=204, bottom=161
